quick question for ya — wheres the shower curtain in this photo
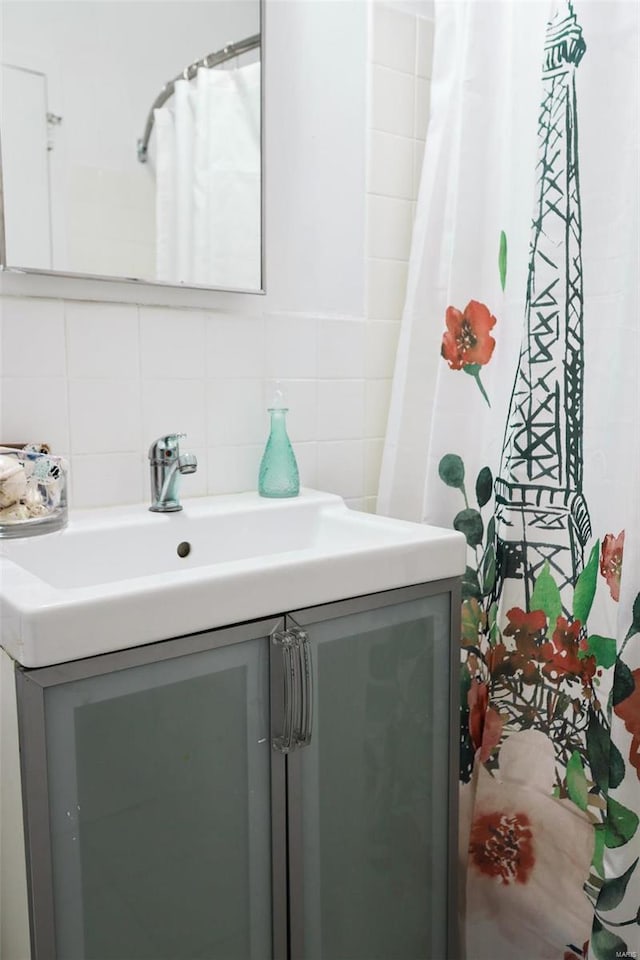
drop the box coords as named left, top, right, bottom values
left=154, top=60, right=260, bottom=289
left=377, top=2, right=639, bottom=958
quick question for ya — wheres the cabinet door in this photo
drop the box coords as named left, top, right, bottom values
left=17, top=620, right=283, bottom=960
left=286, top=582, right=459, bottom=960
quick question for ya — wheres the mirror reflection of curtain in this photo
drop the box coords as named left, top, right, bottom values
left=154, top=60, right=260, bottom=289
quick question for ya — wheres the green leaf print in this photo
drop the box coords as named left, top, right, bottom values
left=438, top=454, right=465, bottom=489
left=591, top=917, right=629, bottom=960
left=462, top=364, right=491, bottom=407
left=454, top=509, right=484, bottom=548
left=597, top=857, right=639, bottom=911
left=592, top=824, right=605, bottom=877
left=612, top=658, right=635, bottom=708
left=580, top=635, right=616, bottom=669
left=462, top=565, right=482, bottom=602
left=485, top=515, right=496, bottom=549
left=530, top=562, right=562, bottom=625
left=482, top=545, right=496, bottom=595
left=625, top=591, right=640, bottom=641
left=573, top=541, right=599, bottom=625
left=566, top=751, right=589, bottom=811
left=587, top=713, right=613, bottom=793
left=488, top=602, right=499, bottom=645
left=605, top=795, right=640, bottom=849
left=498, top=230, right=507, bottom=291
left=475, top=466, right=493, bottom=508
left=608, top=740, right=626, bottom=791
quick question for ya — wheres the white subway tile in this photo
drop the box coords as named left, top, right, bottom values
left=317, top=319, right=365, bottom=379
left=414, top=79, right=431, bottom=141
left=366, top=259, right=409, bottom=321
left=71, top=453, right=143, bottom=508
left=263, top=379, right=318, bottom=443
left=235, top=444, right=263, bottom=493
left=364, top=438, right=385, bottom=496
left=368, top=131, right=414, bottom=200
left=316, top=440, right=364, bottom=500
left=141, top=379, right=206, bottom=449
left=367, top=195, right=413, bottom=261
left=372, top=4, right=416, bottom=74
left=1, top=377, right=69, bottom=452
left=140, top=308, right=205, bottom=378
left=205, top=314, right=265, bottom=379
left=1, top=298, right=66, bottom=377
left=416, top=17, right=435, bottom=79
left=206, top=379, right=265, bottom=446
left=206, top=445, right=262, bottom=496
left=371, top=65, right=414, bottom=138
left=264, top=315, right=317, bottom=380
left=69, top=380, right=141, bottom=454
left=66, top=302, right=139, bottom=378
left=206, top=447, right=237, bottom=496
left=365, top=322, right=400, bottom=379
left=365, top=379, right=393, bottom=438
left=317, top=380, right=365, bottom=441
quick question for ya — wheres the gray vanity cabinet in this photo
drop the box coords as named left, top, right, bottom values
left=16, top=579, right=460, bottom=960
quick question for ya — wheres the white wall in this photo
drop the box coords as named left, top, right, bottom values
left=0, top=0, right=434, bottom=515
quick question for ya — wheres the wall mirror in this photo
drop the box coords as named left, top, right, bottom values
left=0, top=0, right=263, bottom=293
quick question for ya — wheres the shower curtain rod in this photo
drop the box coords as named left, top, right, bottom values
left=136, top=33, right=260, bottom=163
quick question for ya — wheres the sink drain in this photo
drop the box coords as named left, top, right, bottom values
left=177, top=541, right=191, bottom=558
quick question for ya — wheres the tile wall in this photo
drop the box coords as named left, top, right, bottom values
left=365, top=2, right=434, bottom=511
left=0, top=2, right=434, bottom=515
left=0, top=298, right=391, bottom=511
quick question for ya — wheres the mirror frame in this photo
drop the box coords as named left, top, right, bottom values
left=0, top=0, right=265, bottom=297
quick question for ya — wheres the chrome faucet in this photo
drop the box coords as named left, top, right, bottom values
left=148, top=434, right=197, bottom=513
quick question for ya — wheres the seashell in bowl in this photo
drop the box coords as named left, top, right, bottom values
left=0, top=502, right=30, bottom=523
left=0, top=457, right=28, bottom=508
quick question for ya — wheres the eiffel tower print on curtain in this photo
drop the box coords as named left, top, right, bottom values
left=495, top=2, right=591, bottom=614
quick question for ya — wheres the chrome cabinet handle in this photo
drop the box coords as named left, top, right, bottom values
left=271, top=628, right=300, bottom=754
left=294, top=628, right=313, bottom=747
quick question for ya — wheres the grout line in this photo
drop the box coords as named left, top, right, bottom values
left=61, top=301, right=74, bottom=484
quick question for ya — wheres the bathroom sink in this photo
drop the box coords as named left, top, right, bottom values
left=0, top=489, right=465, bottom=667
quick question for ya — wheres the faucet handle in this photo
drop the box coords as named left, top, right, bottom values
left=148, top=433, right=187, bottom=461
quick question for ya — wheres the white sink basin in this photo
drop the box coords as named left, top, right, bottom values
left=0, top=489, right=465, bottom=668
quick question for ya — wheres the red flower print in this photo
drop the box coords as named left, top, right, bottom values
left=600, top=531, right=625, bottom=601
left=542, top=617, right=596, bottom=687
left=441, top=300, right=497, bottom=370
left=441, top=300, right=497, bottom=407
left=464, top=735, right=595, bottom=954
left=614, top=667, right=640, bottom=778
left=468, top=679, right=489, bottom=752
left=469, top=810, right=534, bottom=885
left=467, top=681, right=504, bottom=762
left=480, top=706, right=504, bottom=763
left=500, top=607, right=553, bottom=683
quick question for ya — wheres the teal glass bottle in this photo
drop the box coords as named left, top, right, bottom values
left=258, top=387, right=299, bottom=498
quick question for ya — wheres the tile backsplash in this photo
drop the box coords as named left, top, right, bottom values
left=0, top=297, right=391, bottom=512
left=0, top=2, right=435, bottom=517
left=366, top=3, right=433, bottom=321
